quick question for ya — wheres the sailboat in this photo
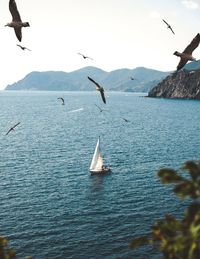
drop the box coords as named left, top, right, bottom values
left=89, top=137, right=111, bottom=174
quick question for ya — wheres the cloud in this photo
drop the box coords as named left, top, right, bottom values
left=182, top=0, right=199, bottom=9
left=149, top=11, right=161, bottom=19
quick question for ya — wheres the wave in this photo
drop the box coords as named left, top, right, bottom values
left=67, top=108, right=84, bottom=113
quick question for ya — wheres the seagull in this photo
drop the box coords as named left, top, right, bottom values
left=5, top=0, right=30, bottom=42
left=174, top=33, right=200, bottom=70
left=121, top=117, right=130, bottom=123
left=5, top=122, right=20, bottom=135
left=162, top=19, right=175, bottom=35
left=78, top=53, right=93, bottom=60
left=17, top=44, right=31, bottom=51
left=130, top=77, right=138, bottom=81
left=57, top=97, right=65, bottom=105
left=88, top=76, right=106, bottom=104
left=95, top=104, right=108, bottom=112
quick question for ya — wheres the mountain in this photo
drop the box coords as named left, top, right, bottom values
left=148, top=60, right=200, bottom=99
left=5, top=66, right=169, bottom=92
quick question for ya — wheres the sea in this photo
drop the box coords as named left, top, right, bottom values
left=0, top=91, right=200, bottom=259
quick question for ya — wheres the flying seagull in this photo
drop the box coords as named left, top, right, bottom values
left=88, top=76, right=106, bottom=104
left=174, top=33, right=200, bottom=70
left=162, top=19, right=175, bottom=35
left=6, top=122, right=20, bottom=135
left=17, top=44, right=31, bottom=51
left=121, top=117, right=130, bottom=123
left=5, top=0, right=30, bottom=42
left=57, top=97, right=65, bottom=105
left=130, top=77, right=138, bottom=81
left=78, top=53, right=93, bottom=60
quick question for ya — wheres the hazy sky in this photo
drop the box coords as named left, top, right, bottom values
left=0, top=0, right=200, bottom=89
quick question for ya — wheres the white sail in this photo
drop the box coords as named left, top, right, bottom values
left=94, top=153, right=104, bottom=171
left=89, top=138, right=100, bottom=171
left=89, top=137, right=111, bottom=173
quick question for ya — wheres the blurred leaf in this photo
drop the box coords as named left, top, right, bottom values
left=174, top=181, right=200, bottom=200
left=130, top=160, right=200, bottom=258
left=185, top=204, right=200, bottom=221
left=173, top=181, right=194, bottom=199
left=158, top=168, right=184, bottom=184
left=0, top=236, right=7, bottom=246
left=188, top=242, right=199, bottom=259
left=0, top=236, right=16, bottom=259
left=129, top=236, right=149, bottom=249
left=182, top=161, right=200, bottom=180
left=165, top=214, right=182, bottom=231
left=8, top=249, right=17, bottom=258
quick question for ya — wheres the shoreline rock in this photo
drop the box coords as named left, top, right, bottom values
left=148, top=69, right=200, bottom=99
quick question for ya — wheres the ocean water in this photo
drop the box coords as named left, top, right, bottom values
left=0, top=91, right=200, bottom=259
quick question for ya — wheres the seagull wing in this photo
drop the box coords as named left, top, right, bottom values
left=87, top=56, right=93, bottom=60
left=14, top=27, right=22, bottom=41
left=16, top=44, right=22, bottom=49
left=17, top=44, right=27, bottom=50
left=13, top=122, right=20, bottom=129
left=9, top=0, right=22, bottom=22
left=100, top=89, right=106, bottom=104
left=95, top=104, right=101, bottom=111
left=176, top=58, right=188, bottom=71
left=169, top=26, right=175, bottom=35
left=87, top=76, right=101, bottom=89
left=78, top=53, right=84, bottom=57
left=58, top=97, right=65, bottom=104
left=183, top=33, right=200, bottom=54
left=5, top=128, right=12, bottom=135
left=163, top=19, right=169, bottom=27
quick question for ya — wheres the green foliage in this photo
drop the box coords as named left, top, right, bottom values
left=0, top=236, right=31, bottom=259
left=130, top=160, right=200, bottom=259
left=0, top=236, right=16, bottom=259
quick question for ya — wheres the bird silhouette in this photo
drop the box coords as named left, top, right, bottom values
left=17, top=44, right=31, bottom=51
left=78, top=53, right=93, bottom=60
left=130, top=77, right=138, bottom=81
left=95, top=104, right=108, bottom=112
left=174, top=33, right=200, bottom=70
left=5, top=0, right=30, bottom=42
left=88, top=77, right=106, bottom=104
left=57, top=97, right=65, bottom=105
left=162, top=19, right=175, bottom=35
left=6, top=122, right=20, bottom=135
left=121, top=117, right=130, bottom=123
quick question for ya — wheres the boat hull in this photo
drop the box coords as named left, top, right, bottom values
left=90, top=168, right=111, bottom=175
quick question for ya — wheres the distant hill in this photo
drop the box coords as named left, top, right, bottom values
left=5, top=66, right=170, bottom=92
left=183, top=60, right=200, bottom=71
left=148, top=60, right=200, bottom=99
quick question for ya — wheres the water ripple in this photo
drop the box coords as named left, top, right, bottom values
left=0, top=92, right=199, bottom=258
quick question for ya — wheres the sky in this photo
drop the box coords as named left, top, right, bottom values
left=0, top=0, right=200, bottom=90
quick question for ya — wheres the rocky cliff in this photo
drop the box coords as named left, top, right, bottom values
left=148, top=69, right=200, bottom=99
